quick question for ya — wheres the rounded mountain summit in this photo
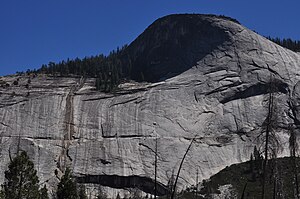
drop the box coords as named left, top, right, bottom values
left=1, top=14, right=300, bottom=198
left=122, top=14, right=240, bottom=82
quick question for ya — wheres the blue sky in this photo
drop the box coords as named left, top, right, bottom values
left=1, top=0, right=299, bottom=76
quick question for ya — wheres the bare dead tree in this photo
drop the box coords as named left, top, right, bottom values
left=241, top=182, right=248, bottom=199
left=171, top=136, right=196, bottom=199
left=289, top=124, right=300, bottom=199
left=166, top=170, right=175, bottom=199
left=154, top=137, right=158, bottom=198
left=195, top=168, right=199, bottom=199
left=139, top=137, right=159, bottom=198
left=260, top=75, right=281, bottom=199
left=17, top=133, right=21, bottom=155
left=261, top=80, right=274, bottom=199
left=287, top=84, right=300, bottom=199
left=8, top=146, right=13, bottom=162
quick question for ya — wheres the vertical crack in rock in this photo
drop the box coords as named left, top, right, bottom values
left=57, top=78, right=84, bottom=171
left=57, top=88, right=74, bottom=171
left=194, top=91, right=199, bottom=103
left=2, top=15, right=300, bottom=198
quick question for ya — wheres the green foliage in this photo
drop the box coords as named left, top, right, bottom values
left=160, top=158, right=300, bottom=199
left=198, top=157, right=300, bottom=199
left=78, top=185, right=87, bottom=199
left=2, top=151, right=41, bottom=199
left=95, top=77, right=102, bottom=91
left=267, top=36, right=300, bottom=52
left=56, top=167, right=78, bottom=199
left=0, top=190, right=4, bottom=199
left=96, top=186, right=107, bottom=199
left=27, top=45, right=128, bottom=93
left=253, top=146, right=262, bottom=161
left=205, top=14, right=240, bottom=24
left=39, top=185, right=49, bottom=199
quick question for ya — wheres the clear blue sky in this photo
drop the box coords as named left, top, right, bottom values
left=1, top=0, right=299, bottom=76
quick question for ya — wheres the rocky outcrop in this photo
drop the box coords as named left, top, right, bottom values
left=122, top=14, right=232, bottom=82
left=1, top=14, right=300, bottom=198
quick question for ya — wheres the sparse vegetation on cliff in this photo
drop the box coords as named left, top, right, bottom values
left=1, top=151, right=48, bottom=199
left=267, top=36, right=300, bottom=52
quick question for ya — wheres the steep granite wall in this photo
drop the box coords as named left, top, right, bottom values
left=1, top=15, right=300, bottom=198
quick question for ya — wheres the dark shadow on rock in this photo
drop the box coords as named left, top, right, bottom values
left=220, top=80, right=289, bottom=104
left=121, top=14, right=234, bottom=82
left=77, top=174, right=169, bottom=196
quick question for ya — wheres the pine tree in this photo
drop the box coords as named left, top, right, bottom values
left=289, top=124, right=300, bottom=199
left=39, top=185, right=49, bottom=199
left=95, top=77, right=102, bottom=91
left=78, top=185, right=87, bottom=199
left=56, top=167, right=78, bottom=199
left=2, top=151, right=40, bottom=199
left=96, top=186, right=107, bottom=199
left=253, top=146, right=261, bottom=161
left=0, top=190, right=4, bottom=199
left=260, top=76, right=280, bottom=199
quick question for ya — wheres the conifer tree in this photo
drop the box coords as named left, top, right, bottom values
left=96, top=186, right=107, bottom=199
left=0, top=190, right=4, bottom=199
left=95, top=77, right=102, bottom=91
left=78, top=185, right=87, bottom=199
left=39, top=185, right=49, bottom=199
left=56, top=167, right=78, bottom=199
left=2, top=151, right=40, bottom=199
left=289, top=124, right=299, bottom=199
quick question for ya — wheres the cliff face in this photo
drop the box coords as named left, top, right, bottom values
left=1, top=14, right=300, bottom=198
left=122, top=14, right=231, bottom=82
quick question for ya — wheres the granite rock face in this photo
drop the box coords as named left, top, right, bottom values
left=1, top=14, right=300, bottom=198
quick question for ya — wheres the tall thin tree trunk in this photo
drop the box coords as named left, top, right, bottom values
left=241, top=182, right=247, bottom=199
left=155, top=137, right=157, bottom=198
left=290, top=125, right=299, bottom=199
left=195, top=168, right=199, bottom=199
left=292, top=143, right=299, bottom=199
left=273, top=176, right=276, bottom=199
left=262, top=79, right=275, bottom=199
left=261, top=75, right=275, bottom=199
left=295, top=159, right=299, bottom=199
left=171, top=137, right=196, bottom=199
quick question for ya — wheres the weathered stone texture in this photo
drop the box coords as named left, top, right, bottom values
left=0, top=15, right=300, bottom=198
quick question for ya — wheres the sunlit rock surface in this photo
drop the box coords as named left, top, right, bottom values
left=0, top=14, right=300, bottom=198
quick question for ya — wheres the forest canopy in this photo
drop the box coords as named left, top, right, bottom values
left=267, top=36, right=300, bottom=52
left=25, top=35, right=300, bottom=93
